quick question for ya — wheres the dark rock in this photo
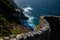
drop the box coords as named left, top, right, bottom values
left=0, top=0, right=28, bottom=24
left=44, top=16, right=60, bottom=40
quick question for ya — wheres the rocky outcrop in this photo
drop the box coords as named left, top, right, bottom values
left=44, top=15, right=60, bottom=40
left=0, top=0, right=28, bottom=24
left=0, top=15, right=60, bottom=40
left=35, top=15, right=60, bottom=40
left=0, top=0, right=30, bottom=36
left=44, top=15, right=60, bottom=31
left=0, top=16, right=50, bottom=40
left=35, top=15, right=60, bottom=31
left=0, top=15, right=31, bottom=36
left=34, top=16, right=50, bottom=31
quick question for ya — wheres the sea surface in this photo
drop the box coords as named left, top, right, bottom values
left=14, top=0, right=60, bottom=30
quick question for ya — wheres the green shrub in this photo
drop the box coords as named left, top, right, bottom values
left=12, top=29, right=22, bottom=35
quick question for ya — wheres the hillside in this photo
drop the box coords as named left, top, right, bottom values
left=0, top=0, right=31, bottom=37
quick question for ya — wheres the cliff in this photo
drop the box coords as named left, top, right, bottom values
left=35, top=15, right=60, bottom=31
left=0, top=0, right=30, bottom=36
left=35, top=15, right=60, bottom=40
left=44, top=16, right=60, bottom=40
left=0, top=15, right=50, bottom=40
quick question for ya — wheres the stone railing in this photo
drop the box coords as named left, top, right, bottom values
left=0, top=16, right=50, bottom=40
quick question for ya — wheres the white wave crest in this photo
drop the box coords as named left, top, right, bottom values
left=23, top=6, right=35, bottom=28
left=23, top=7, right=33, bottom=13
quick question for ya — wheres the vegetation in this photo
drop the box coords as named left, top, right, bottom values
left=0, top=0, right=30, bottom=37
left=34, top=25, right=41, bottom=31
left=11, top=29, right=22, bottom=35
left=0, top=15, right=22, bottom=37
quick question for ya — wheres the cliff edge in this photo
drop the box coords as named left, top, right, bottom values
left=0, top=0, right=30, bottom=37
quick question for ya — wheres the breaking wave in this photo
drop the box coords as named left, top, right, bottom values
left=23, top=6, right=35, bottom=29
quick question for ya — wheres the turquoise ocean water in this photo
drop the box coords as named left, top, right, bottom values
left=14, top=0, right=60, bottom=30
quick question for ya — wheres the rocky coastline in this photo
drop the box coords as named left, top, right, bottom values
left=0, top=0, right=30, bottom=37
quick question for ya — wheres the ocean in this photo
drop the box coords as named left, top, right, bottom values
left=14, top=0, right=60, bottom=30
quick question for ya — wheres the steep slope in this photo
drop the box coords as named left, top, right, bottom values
left=0, top=0, right=31, bottom=37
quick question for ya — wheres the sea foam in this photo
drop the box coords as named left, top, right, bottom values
left=23, top=6, right=35, bottom=28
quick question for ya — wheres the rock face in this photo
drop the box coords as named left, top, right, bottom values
left=36, top=15, right=60, bottom=40
left=35, top=15, right=60, bottom=31
left=0, top=0, right=30, bottom=36
left=34, top=16, right=49, bottom=31
left=44, top=16, right=60, bottom=40
left=35, top=15, right=60, bottom=40
left=0, top=15, right=50, bottom=40
left=0, top=0, right=28, bottom=24
left=44, top=16, right=60, bottom=31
